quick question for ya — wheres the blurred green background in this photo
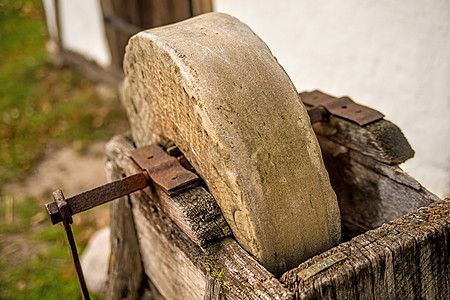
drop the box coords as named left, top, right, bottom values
left=0, top=0, right=127, bottom=298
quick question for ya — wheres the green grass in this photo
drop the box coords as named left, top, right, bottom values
left=0, top=241, right=98, bottom=300
left=0, top=1, right=126, bottom=298
left=0, top=0, right=127, bottom=184
left=0, top=196, right=103, bottom=300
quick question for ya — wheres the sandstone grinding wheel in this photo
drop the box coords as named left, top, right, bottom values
left=122, top=12, right=341, bottom=276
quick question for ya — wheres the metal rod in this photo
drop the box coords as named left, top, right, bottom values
left=69, top=172, right=150, bottom=215
left=62, top=222, right=90, bottom=300
left=45, top=172, right=150, bottom=224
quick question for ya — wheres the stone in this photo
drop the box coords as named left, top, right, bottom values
left=121, top=12, right=340, bottom=276
left=80, top=227, right=110, bottom=295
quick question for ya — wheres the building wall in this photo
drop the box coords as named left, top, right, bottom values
left=214, top=0, right=450, bottom=198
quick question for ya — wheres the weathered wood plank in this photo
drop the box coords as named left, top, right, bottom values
left=106, top=134, right=231, bottom=248
left=304, top=90, right=415, bottom=165
left=100, top=0, right=139, bottom=68
left=316, top=136, right=439, bottom=240
left=142, top=0, right=191, bottom=28
left=100, top=0, right=192, bottom=70
left=280, top=199, right=449, bottom=300
left=132, top=194, right=207, bottom=299
left=104, top=136, right=143, bottom=300
left=107, top=134, right=293, bottom=300
left=131, top=195, right=293, bottom=300
left=190, top=0, right=213, bottom=16
left=122, top=11, right=341, bottom=276
left=153, top=185, right=232, bottom=247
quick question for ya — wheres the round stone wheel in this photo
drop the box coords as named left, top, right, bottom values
left=122, top=12, right=340, bottom=276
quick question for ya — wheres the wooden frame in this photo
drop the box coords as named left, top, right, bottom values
left=104, top=92, right=448, bottom=299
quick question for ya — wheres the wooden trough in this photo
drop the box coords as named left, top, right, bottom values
left=102, top=13, right=449, bottom=300
left=104, top=97, right=448, bottom=300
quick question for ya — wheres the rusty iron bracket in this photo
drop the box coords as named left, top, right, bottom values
left=130, top=144, right=200, bottom=196
left=44, top=144, right=200, bottom=299
left=303, top=90, right=384, bottom=126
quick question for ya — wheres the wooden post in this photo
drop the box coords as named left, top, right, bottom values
left=100, top=0, right=212, bottom=70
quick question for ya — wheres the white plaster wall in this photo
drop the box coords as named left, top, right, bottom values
left=44, top=0, right=111, bottom=67
left=214, top=0, right=450, bottom=198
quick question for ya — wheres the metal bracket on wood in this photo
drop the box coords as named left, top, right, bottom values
left=303, top=90, right=384, bottom=126
left=44, top=144, right=200, bottom=299
left=131, top=144, right=200, bottom=196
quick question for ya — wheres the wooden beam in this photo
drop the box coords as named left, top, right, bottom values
left=310, top=113, right=415, bottom=165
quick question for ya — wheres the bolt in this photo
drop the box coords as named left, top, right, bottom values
left=147, top=155, right=154, bottom=159
left=171, top=175, right=178, bottom=180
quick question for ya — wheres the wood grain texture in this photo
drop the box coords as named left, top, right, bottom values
left=100, top=0, right=192, bottom=69
left=190, top=0, right=213, bottom=16
left=315, top=132, right=439, bottom=240
left=104, top=138, right=144, bottom=300
left=106, top=134, right=293, bottom=300
left=311, top=114, right=414, bottom=165
left=106, top=134, right=231, bottom=248
left=152, top=186, right=232, bottom=247
left=122, top=11, right=340, bottom=276
left=280, top=199, right=449, bottom=300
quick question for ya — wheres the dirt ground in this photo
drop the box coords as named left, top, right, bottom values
left=1, top=141, right=112, bottom=294
left=4, top=141, right=109, bottom=201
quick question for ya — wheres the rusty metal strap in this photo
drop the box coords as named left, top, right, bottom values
left=131, top=145, right=200, bottom=196
left=301, top=90, right=384, bottom=126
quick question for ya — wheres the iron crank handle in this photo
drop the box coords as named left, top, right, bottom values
left=45, top=172, right=151, bottom=299
left=53, top=189, right=90, bottom=300
left=45, top=171, right=151, bottom=225
left=43, top=144, right=200, bottom=299
left=45, top=173, right=150, bottom=300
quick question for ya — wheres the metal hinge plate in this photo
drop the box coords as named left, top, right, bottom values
left=302, top=90, right=384, bottom=126
left=130, top=144, right=200, bottom=196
